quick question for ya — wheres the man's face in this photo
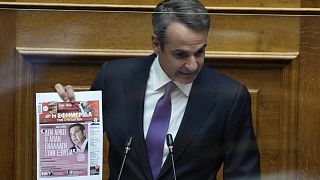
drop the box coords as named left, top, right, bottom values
left=152, top=22, right=208, bottom=84
left=69, top=126, right=86, bottom=147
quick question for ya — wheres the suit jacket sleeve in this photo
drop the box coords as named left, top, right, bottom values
left=223, top=85, right=260, bottom=180
left=90, top=62, right=108, bottom=132
left=90, top=62, right=108, bottom=91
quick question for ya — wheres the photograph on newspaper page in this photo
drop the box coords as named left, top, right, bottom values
left=36, top=91, right=103, bottom=180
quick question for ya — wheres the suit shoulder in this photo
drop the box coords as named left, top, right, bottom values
left=102, top=57, right=141, bottom=71
left=201, top=66, right=244, bottom=90
left=105, top=54, right=155, bottom=69
left=101, top=54, right=154, bottom=77
left=200, top=66, right=250, bottom=105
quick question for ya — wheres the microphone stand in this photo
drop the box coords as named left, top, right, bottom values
left=166, top=134, right=177, bottom=180
left=117, top=137, right=133, bottom=180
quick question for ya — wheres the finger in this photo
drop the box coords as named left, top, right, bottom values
left=65, top=85, right=75, bottom=103
left=55, top=83, right=69, bottom=101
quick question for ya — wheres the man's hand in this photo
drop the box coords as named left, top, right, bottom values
left=54, top=83, right=75, bottom=103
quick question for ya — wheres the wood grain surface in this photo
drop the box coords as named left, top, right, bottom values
left=0, top=0, right=319, bottom=179
left=298, top=1, right=320, bottom=179
left=0, top=10, right=15, bottom=180
left=11, top=0, right=301, bottom=8
left=16, top=11, right=299, bottom=53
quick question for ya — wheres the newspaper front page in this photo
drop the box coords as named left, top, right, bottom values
left=36, top=91, right=103, bottom=180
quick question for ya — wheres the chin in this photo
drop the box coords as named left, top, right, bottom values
left=176, top=78, right=195, bottom=84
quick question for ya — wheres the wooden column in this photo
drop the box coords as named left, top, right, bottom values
left=0, top=10, right=16, bottom=180
left=298, top=0, right=320, bottom=179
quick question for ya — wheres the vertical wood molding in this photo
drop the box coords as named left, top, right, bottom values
left=248, top=89, right=260, bottom=137
left=279, top=58, right=299, bottom=180
left=15, top=52, right=35, bottom=180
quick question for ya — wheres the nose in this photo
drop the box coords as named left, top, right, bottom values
left=185, top=56, right=198, bottom=72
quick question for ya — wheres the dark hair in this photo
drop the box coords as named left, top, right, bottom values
left=152, top=0, right=211, bottom=48
left=69, top=123, right=85, bottom=132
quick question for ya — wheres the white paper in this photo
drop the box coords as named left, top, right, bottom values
left=36, top=91, right=103, bottom=180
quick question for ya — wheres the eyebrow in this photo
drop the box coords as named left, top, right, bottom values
left=172, top=44, right=207, bottom=55
left=197, top=44, right=207, bottom=52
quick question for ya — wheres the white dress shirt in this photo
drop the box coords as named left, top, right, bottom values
left=143, top=56, right=192, bottom=165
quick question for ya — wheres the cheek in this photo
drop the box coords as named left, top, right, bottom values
left=198, top=61, right=204, bottom=68
left=165, top=58, right=179, bottom=72
left=197, top=57, right=205, bottom=64
left=173, top=63, right=186, bottom=72
left=195, top=59, right=204, bottom=70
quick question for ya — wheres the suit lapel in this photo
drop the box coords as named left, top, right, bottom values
left=158, top=69, right=218, bottom=178
left=125, top=55, right=155, bottom=179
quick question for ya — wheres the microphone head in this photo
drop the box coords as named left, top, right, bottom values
left=166, top=134, right=174, bottom=154
left=166, top=135, right=177, bottom=179
left=166, top=134, right=174, bottom=146
left=124, top=136, right=133, bottom=153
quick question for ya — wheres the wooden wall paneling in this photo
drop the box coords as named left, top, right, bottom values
left=280, top=56, right=299, bottom=180
left=203, top=0, right=300, bottom=7
left=298, top=18, right=320, bottom=178
left=15, top=52, right=104, bottom=180
left=210, top=15, right=299, bottom=52
left=16, top=48, right=299, bottom=180
left=10, top=3, right=303, bottom=180
left=16, top=11, right=299, bottom=53
left=12, top=0, right=300, bottom=7
left=207, top=56, right=298, bottom=179
left=0, top=10, right=15, bottom=180
left=249, top=89, right=260, bottom=133
left=299, top=1, right=320, bottom=179
left=301, top=1, right=320, bottom=8
left=297, top=14, right=320, bottom=180
left=15, top=52, right=36, bottom=180
left=16, top=11, right=153, bottom=50
left=17, top=50, right=111, bottom=179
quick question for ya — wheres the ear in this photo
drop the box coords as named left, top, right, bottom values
left=151, top=34, right=161, bottom=55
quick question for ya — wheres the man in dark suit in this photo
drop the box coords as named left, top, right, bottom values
left=56, top=0, right=260, bottom=179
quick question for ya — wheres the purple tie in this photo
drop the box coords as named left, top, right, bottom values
left=146, top=82, right=175, bottom=180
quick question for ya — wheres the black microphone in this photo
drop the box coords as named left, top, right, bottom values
left=117, top=136, right=133, bottom=180
left=166, top=134, right=177, bottom=180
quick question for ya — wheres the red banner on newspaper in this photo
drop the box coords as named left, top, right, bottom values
left=38, top=101, right=100, bottom=124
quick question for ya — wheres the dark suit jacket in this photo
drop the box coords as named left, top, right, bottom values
left=69, top=140, right=88, bottom=153
left=90, top=54, right=260, bottom=180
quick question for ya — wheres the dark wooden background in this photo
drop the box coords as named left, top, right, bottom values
left=0, top=0, right=319, bottom=179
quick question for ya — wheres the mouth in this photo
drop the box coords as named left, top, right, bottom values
left=179, top=71, right=197, bottom=77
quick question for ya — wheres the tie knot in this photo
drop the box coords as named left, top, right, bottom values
left=165, top=81, right=176, bottom=95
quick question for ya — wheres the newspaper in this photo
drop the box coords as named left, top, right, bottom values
left=36, top=91, right=103, bottom=180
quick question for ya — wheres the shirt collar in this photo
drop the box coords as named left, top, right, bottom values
left=150, top=56, right=192, bottom=96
